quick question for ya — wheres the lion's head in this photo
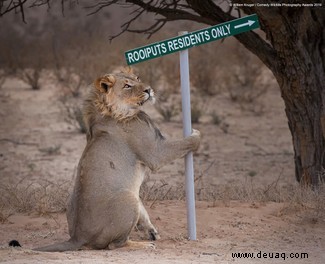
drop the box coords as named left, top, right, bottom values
left=89, top=67, right=155, bottom=122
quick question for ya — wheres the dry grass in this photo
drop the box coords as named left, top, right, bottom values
left=155, top=103, right=180, bottom=122
left=0, top=69, right=7, bottom=89
left=18, top=68, right=42, bottom=90
left=154, top=90, right=181, bottom=122
left=191, top=100, right=203, bottom=124
left=140, top=172, right=325, bottom=216
left=140, top=178, right=186, bottom=207
left=140, top=171, right=325, bottom=220
left=59, top=96, right=87, bottom=134
left=0, top=178, right=71, bottom=222
left=1, top=175, right=324, bottom=221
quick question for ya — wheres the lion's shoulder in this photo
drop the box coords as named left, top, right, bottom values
left=136, top=111, right=164, bottom=140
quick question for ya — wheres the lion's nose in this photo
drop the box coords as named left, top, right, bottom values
left=144, top=89, right=151, bottom=96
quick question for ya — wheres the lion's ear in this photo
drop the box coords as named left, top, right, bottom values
left=125, top=66, right=133, bottom=74
left=95, top=75, right=116, bottom=93
left=119, top=66, right=133, bottom=74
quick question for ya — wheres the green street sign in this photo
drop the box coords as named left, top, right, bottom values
left=125, top=14, right=260, bottom=65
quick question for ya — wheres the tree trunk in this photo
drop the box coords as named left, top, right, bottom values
left=259, top=7, right=325, bottom=185
left=182, top=1, right=325, bottom=186
left=281, top=63, right=325, bottom=186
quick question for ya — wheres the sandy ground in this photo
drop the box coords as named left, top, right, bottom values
left=0, top=76, right=324, bottom=263
left=1, top=201, right=324, bottom=263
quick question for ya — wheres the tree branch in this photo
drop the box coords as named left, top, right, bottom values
left=185, top=0, right=278, bottom=72
left=0, top=0, right=28, bottom=22
left=87, top=0, right=278, bottom=72
left=125, top=19, right=167, bottom=37
left=0, top=0, right=73, bottom=21
left=90, top=0, right=217, bottom=42
left=86, top=0, right=120, bottom=16
left=1, top=0, right=279, bottom=72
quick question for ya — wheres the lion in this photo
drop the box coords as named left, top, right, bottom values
left=34, top=67, right=200, bottom=252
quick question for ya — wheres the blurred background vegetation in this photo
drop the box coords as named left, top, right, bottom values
left=0, top=1, right=270, bottom=124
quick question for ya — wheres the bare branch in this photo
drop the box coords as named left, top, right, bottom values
left=28, top=0, right=51, bottom=7
left=19, top=0, right=26, bottom=22
left=127, top=19, right=167, bottom=38
left=108, top=4, right=147, bottom=41
left=108, top=0, right=278, bottom=72
left=102, top=0, right=217, bottom=42
left=0, top=0, right=28, bottom=21
left=184, top=0, right=278, bottom=72
left=85, top=0, right=278, bottom=71
left=0, top=0, right=76, bottom=20
left=0, top=0, right=279, bottom=72
left=86, top=0, right=120, bottom=16
left=61, top=0, right=64, bottom=15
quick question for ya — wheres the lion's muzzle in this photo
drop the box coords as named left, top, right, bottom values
left=143, top=88, right=155, bottom=104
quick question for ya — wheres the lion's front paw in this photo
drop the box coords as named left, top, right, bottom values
left=191, top=129, right=201, bottom=151
left=191, top=129, right=201, bottom=137
left=148, top=228, right=161, bottom=241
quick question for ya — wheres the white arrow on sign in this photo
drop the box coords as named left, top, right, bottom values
left=234, top=20, right=255, bottom=29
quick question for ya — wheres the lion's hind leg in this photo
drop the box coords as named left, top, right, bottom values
left=137, top=200, right=160, bottom=241
left=94, top=191, right=145, bottom=250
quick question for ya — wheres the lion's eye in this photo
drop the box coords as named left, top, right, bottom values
left=123, top=84, right=132, bottom=89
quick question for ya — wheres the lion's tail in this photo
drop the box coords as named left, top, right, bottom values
left=33, top=239, right=84, bottom=252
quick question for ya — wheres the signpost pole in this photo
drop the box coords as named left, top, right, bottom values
left=178, top=31, right=196, bottom=241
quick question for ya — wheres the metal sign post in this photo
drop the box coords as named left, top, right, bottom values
left=179, top=31, right=196, bottom=240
